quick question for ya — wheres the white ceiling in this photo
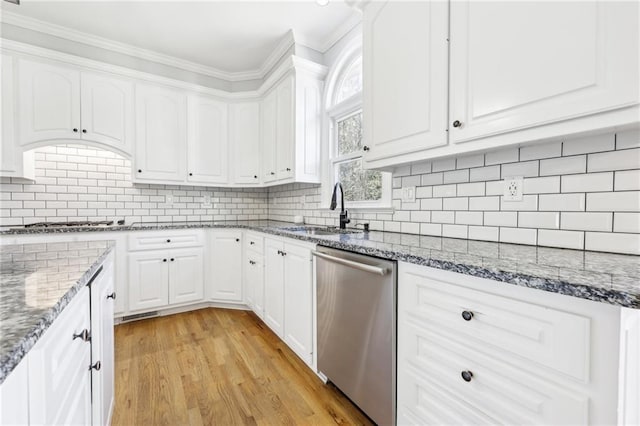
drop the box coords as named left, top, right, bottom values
left=0, top=1, right=361, bottom=77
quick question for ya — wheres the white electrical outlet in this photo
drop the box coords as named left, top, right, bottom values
left=165, top=194, right=174, bottom=205
left=503, top=177, right=524, bottom=201
left=401, top=186, right=416, bottom=202
left=202, top=194, right=212, bottom=208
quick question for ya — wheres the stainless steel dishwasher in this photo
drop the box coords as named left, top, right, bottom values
left=314, top=246, right=397, bottom=426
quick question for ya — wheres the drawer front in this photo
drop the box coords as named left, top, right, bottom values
left=28, top=286, right=92, bottom=425
left=398, top=322, right=590, bottom=425
left=128, top=230, right=203, bottom=251
left=401, top=267, right=590, bottom=382
left=245, top=232, right=264, bottom=253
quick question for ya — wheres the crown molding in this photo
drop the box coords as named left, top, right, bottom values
left=297, top=14, right=361, bottom=54
left=0, top=10, right=297, bottom=82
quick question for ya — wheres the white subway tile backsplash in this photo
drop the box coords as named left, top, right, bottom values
left=470, top=165, right=500, bottom=182
left=421, top=198, right=443, bottom=210
left=523, top=176, right=560, bottom=194
left=442, top=224, right=468, bottom=239
left=500, top=195, right=538, bottom=211
left=456, top=154, right=484, bottom=169
left=614, top=170, right=640, bottom=191
left=518, top=212, right=559, bottom=229
left=455, top=211, right=483, bottom=225
left=585, top=232, right=640, bottom=255
left=500, top=227, right=537, bottom=245
left=561, top=172, right=613, bottom=193
left=431, top=211, right=455, bottom=224
left=561, top=212, right=613, bottom=232
left=421, top=173, right=443, bottom=186
left=468, top=226, right=499, bottom=242
left=443, top=169, right=469, bottom=184
left=588, top=148, right=640, bottom=173
left=433, top=184, right=456, bottom=198
left=538, top=229, right=584, bottom=250
left=501, top=160, right=539, bottom=178
left=614, top=213, right=640, bottom=233
left=484, top=211, right=518, bottom=227
left=540, top=155, right=586, bottom=176
left=485, top=147, right=519, bottom=165
left=539, top=193, right=585, bottom=211
left=563, top=133, right=615, bottom=156
left=469, top=196, right=500, bottom=211
left=411, top=162, right=431, bottom=175
left=520, top=141, right=562, bottom=161
left=586, top=192, right=640, bottom=212
left=485, top=181, right=504, bottom=196
left=420, top=223, right=442, bottom=236
left=443, top=197, right=468, bottom=211
left=415, top=186, right=433, bottom=198
left=432, top=158, right=456, bottom=172
left=457, top=182, right=485, bottom=197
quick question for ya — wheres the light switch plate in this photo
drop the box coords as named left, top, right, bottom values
left=401, top=186, right=416, bottom=203
left=503, top=177, right=523, bottom=201
left=202, top=194, right=212, bottom=208
left=166, top=194, right=174, bottom=205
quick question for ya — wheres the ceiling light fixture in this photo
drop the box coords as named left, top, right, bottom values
left=316, top=0, right=329, bottom=6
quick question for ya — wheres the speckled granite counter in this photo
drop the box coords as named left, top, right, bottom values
left=0, top=240, right=114, bottom=384
left=2, top=220, right=639, bottom=309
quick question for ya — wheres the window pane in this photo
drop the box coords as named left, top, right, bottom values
left=335, top=56, right=362, bottom=103
left=337, top=112, right=363, bottom=156
left=337, top=158, right=382, bottom=202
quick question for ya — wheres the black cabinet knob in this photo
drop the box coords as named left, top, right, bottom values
left=138, top=169, right=142, bottom=173
left=281, top=251, right=287, bottom=256
left=166, top=239, right=171, bottom=243
left=452, top=120, right=462, bottom=128
left=363, top=146, right=370, bottom=151
left=90, top=361, right=102, bottom=371
left=73, top=329, right=91, bottom=342
left=170, top=258, right=175, bottom=261
left=73, top=128, right=78, bottom=132
left=82, top=129, right=87, bottom=133
left=249, top=260, right=256, bottom=265
left=286, top=168, right=291, bottom=171
left=163, top=259, right=167, bottom=262
left=250, top=241, right=255, bottom=245
left=277, top=250, right=282, bottom=255
left=461, top=371, right=473, bottom=382
left=254, top=175, right=258, bottom=179
left=235, top=238, right=240, bottom=242
left=270, top=172, right=275, bottom=175
left=107, top=292, right=116, bottom=300
left=462, top=311, right=474, bottom=321
left=189, top=172, right=193, bottom=176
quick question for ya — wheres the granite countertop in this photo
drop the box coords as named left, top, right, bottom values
left=2, top=220, right=639, bottom=310
left=0, top=240, right=114, bottom=384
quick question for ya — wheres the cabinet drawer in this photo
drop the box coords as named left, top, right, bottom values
left=401, top=266, right=590, bottom=382
left=398, top=322, right=590, bottom=425
left=245, top=232, right=264, bottom=253
left=128, top=230, right=203, bottom=251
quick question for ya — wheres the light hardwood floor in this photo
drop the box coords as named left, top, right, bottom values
left=112, top=308, right=374, bottom=425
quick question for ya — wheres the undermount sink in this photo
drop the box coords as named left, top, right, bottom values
left=281, top=226, right=362, bottom=236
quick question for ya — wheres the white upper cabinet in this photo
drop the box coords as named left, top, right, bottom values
left=276, top=75, right=295, bottom=180
left=363, top=1, right=449, bottom=166
left=80, top=72, right=134, bottom=154
left=261, top=89, right=278, bottom=183
left=230, top=101, right=261, bottom=184
left=134, top=84, right=187, bottom=182
left=18, top=58, right=81, bottom=144
left=187, top=95, right=229, bottom=184
left=16, top=58, right=134, bottom=156
left=449, top=1, right=639, bottom=146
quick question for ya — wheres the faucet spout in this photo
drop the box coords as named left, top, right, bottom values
left=330, top=182, right=350, bottom=229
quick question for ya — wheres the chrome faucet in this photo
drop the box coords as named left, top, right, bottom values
left=330, top=182, right=350, bottom=229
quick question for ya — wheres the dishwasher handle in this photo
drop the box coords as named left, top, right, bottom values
left=312, top=251, right=388, bottom=276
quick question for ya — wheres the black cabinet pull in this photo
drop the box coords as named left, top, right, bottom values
left=286, top=168, right=291, bottom=171
left=107, top=292, right=116, bottom=300
left=235, top=238, right=240, bottom=242
left=363, top=146, right=370, bottom=151
left=452, top=120, right=462, bottom=128
left=170, top=258, right=175, bottom=262
left=249, top=260, right=256, bottom=265
left=138, top=169, right=142, bottom=173
left=281, top=251, right=287, bottom=256
left=253, top=175, right=258, bottom=179
left=163, top=259, right=167, bottom=262
left=277, top=250, right=282, bottom=255
left=461, top=371, right=473, bottom=382
left=166, top=239, right=171, bottom=243
left=90, top=361, right=102, bottom=371
left=250, top=241, right=255, bottom=245
left=462, top=311, right=474, bottom=321
left=73, top=329, right=90, bottom=342
left=189, top=172, right=193, bottom=176
left=73, top=128, right=78, bottom=132
left=82, top=129, right=87, bottom=133
left=270, top=172, right=275, bottom=175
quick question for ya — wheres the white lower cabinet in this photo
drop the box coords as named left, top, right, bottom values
left=397, top=262, right=627, bottom=425
left=128, top=250, right=170, bottom=311
left=0, top=353, right=29, bottom=425
left=209, top=230, right=243, bottom=302
left=169, top=248, right=205, bottom=305
left=244, top=232, right=265, bottom=317
left=263, top=236, right=314, bottom=366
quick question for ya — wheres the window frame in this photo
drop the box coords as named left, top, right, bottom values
left=324, top=53, right=392, bottom=210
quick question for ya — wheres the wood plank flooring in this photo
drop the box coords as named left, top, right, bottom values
left=112, top=308, right=374, bottom=425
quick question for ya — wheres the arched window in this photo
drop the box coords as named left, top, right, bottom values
left=326, top=46, right=390, bottom=207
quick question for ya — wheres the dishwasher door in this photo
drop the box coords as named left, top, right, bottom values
left=315, top=246, right=396, bottom=426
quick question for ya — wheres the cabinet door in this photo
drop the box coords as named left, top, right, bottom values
left=231, top=101, right=261, bottom=184
left=187, top=95, right=229, bottom=184
left=134, top=84, right=187, bottom=182
left=0, top=356, right=29, bottom=425
left=28, top=286, right=92, bottom=426
left=245, top=253, right=265, bottom=319
left=128, top=251, right=170, bottom=311
left=169, top=247, right=204, bottom=305
left=449, top=1, right=639, bottom=145
left=18, top=58, right=81, bottom=145
left=261, top=89, right=278, bottom=182
left=276, top=75, right=295, bottom=180
left=264, top=238, right=285, bottom=337
left=362, top=1, right=449, bottom=162
left=210, top=231, right=243, bottom=301
left=81, top=72, right=134, bottom=154
left=1, top=54, right=18, bottom=175
left=283, top=243, right=313, bottom=365
left=91, top=256, right=115, bottom=426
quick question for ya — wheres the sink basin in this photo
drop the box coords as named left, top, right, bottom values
left=280, top=226, right=362, bottom=236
